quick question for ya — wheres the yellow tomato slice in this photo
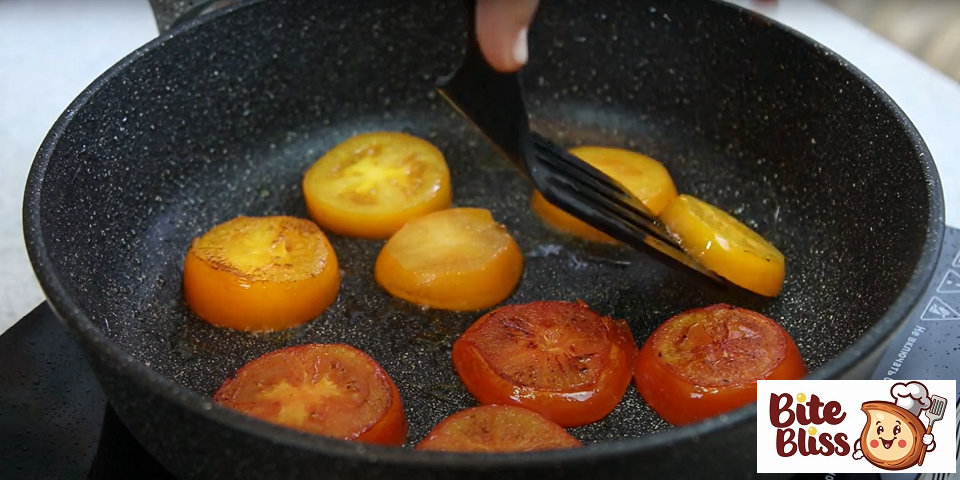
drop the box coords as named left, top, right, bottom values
left=302, top=132, right=452, bottom=239
left=659, top=195, right=785, bottom=297
left=531, top=146, right=677, bottom=243
left=374, top=207, right=524, bottom=311
left=182, top=216, right=341, bottom=331
left=531, top=191, right=619, bottom=244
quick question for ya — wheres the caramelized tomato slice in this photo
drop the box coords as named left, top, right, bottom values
left=374, top=207, right=524, bottom=311
left=302, top=131, right=452, bottom=239
left=531, top=146, right=677, bottom=244
left=452, top=300, right=638, bottom=427
left=213, top=343, right=408, bottom=446
left=182, top=216, right=340, bottom=332
left=659, top=194, right=785, bottom=297
left=633, top=304, right=807, bottom=426
left=416, top=405, right=582, bottom=453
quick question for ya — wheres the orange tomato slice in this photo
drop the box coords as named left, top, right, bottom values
left=633, top=304, right=807, bottom=426
left=451, top=300, right=638, bottom=427
left=531, top=191, right=619, bottom=244
left=531, top=146, right=678, bottom=243
left=415, top=405, right=583, bottom=453
left=302, top=131, right=452, bottom=239
left=213, top=343, right=408, bottom=446
left=659, top=194, right=785, bottom=297
left=374, top=207, right=523, bottom=311
left=182, top=215, right=340, bottom=332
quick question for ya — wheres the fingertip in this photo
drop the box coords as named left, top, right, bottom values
left=475, top=0, right=538, bottom=72
left=512, top=28, right=529, bottom=67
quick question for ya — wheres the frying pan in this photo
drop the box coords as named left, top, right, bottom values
left=22, top=0, right=944, bottom=478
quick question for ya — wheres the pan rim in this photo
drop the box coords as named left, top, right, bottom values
left=21, top=0, right=945, bottom=471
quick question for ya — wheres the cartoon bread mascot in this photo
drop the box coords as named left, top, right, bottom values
left=852, top=381, right=943, bottom=470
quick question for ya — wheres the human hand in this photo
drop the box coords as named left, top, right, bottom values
left=475, top=0, right=540, bottom=72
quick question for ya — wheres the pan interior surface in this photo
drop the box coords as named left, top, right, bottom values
left=31, top=0, right=937, bottom=451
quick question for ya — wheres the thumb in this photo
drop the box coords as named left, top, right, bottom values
left=475, top=0, right=540, bottom=72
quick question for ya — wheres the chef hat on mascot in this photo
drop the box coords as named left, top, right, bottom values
left=890, top=381, right=931, bottom=416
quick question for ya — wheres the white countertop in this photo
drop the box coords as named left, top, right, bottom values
left=1, top=0, right=958, bottom=334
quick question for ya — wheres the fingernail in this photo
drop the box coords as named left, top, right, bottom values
left=512, top=28, right=529, bottom=66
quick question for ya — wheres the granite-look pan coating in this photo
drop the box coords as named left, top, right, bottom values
left=22, top=0, right=943, bottom=478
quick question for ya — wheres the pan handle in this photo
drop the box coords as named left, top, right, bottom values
left=147, top=0, right=240, bottom=33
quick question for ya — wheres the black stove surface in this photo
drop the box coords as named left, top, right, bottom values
left=0, top=302, right=175, bottom=479
left=6, top=223, right=958, bottom=479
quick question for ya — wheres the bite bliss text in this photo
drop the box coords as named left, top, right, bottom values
left=769, top=393, right=851, bottom=457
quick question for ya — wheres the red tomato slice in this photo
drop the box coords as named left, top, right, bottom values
left=451, top=300, right=639, bottom=428
left=633, top=303, right=808, bottom=425
left=416, top=405, right=583, bottom=453
left=213, top=343, right=407, bottom=446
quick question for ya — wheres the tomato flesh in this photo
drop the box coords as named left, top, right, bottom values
left=416, top=405, right=582, bottom=453
left=374, top=207, right=524, bottom=311
left=633, top=304, right=807, bottom=425
left=571, top=146, right=678, bottom=216
left=213, top=343, right=407, bottom=446
left=182, top=216, right=340, bottom=332
left=302, top=131, right=452, bottom=239
left=660, top=194, right=785, bottom=297
left=452, top=300, right=638, bottom=427
left=531, top=146, right=677, bottom=244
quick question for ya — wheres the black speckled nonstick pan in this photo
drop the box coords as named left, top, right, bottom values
left=22, top=0, right=944, bottom=478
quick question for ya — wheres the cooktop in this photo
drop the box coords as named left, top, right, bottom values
left=1, top=226, right=957, bottom=479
